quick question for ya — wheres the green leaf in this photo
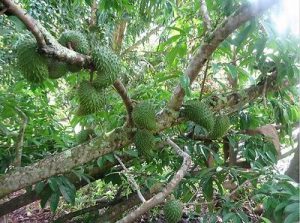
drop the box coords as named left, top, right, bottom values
left=158, top=34, right=181, bottom=50
left=58, top=184, right=76, bottom=205
left=225, top=64, right=238, bottom=81
left=35, top=181, right=46, bottom=195
left=49, top=193, right=60, bottom=213
left=202, top=177, right=213, bottom=201
left=40, top=190, right=52, bottom=209
left=97, top=157, right=106, bottom=168
left=104, top=153, right=115, bottom=163
left=180, top=74, right=191, bottom=96
left=234, top=21, right=255, bottom=49
left=166, top=46, right=179, bottom=65
left=284, top=212, right=300, bottom=223
left=223, top=212, right=237, bottom=222
left=260, top=217, right=272, bottom=223
left=124, top=149, right=139, bottom=157
left=285, top=202, right=299, bottom=214
left=48, top=177, right=59, bottom=192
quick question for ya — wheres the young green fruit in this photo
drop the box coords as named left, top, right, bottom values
left=132, top=101, right=156, bottom=131
left=77, top=80, right=105, bottom=116
left=92, top=46, right=121, bottom=89
left=16, top=38, right=48, bottom=83
left=163, top=199, right=183, bottom=223
left=182, top=100, right=215, bottom=132
left=209, top=115, right=230, bottom=139
left=58, top=30, right=89, bottom=54
left=134, top=129, right=155, bottom=158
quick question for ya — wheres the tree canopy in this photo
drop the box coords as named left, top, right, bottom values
left=0, top=0, right=299, bottom=222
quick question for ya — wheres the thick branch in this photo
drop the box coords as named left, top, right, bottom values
left=0, top=71, right=288, bottom=200
left=113, top=20, right=128, bottom=53
left=168, top=0, right=278, bottom=110
left=12, top=107, right=28, bottom=167
left=0, top=128, right=131, bottom=199
left=118, top=138, right=191, bottom=223
left=1, top=0, right=90, bottom=67
left=113, top=80, right=134, bottom=126
left=1, top=0, right=45, bottom=47
left=0, top=154, right=132, bottom=217
left=199, top=0, right=212, bottom=31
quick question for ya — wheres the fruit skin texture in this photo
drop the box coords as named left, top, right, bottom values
left=134, top=129, right=155, bottom=158
left=76, top=129, right=96, bottom=144
left=77, top=80, right=105, bottom=116
left=47, top=59, right=69, bottom=79
left=58, top=30, right=89, bottom=54
left=132, top=101, right=156, bottom=131
left=92, top=46, right=121, bottom=89
left=182, top=100, right=215, bottom=132
left=16, top=38, right=48, bottom=83
left=163, top=199, right=183, bottom=223
left=209, top=115, right=230, bottom=139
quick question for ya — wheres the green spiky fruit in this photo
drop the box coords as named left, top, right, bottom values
left=132, top=101, right=156, bottom=131
left=47, top=59, right=69, bottom=79
left=134, top=129, right=155, bottom=158
left=182, top=100, right=215, bottom=132
left=209, top=115, right=230, bottom=139
left=163, top=199, right=183, bottom=223
left=16, top=38, right=48, bottom=83
left=76, top=129, right=96, bottom=144
left=92, top=46, right=121, bottom=89
left=77, top=80, right=105, bottom=116
left=58, top=30, right=89, bottom=54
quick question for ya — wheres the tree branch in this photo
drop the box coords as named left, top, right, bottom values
left=114, top=154, right=145, bottom=203
left=0, top=71, right=288, bottom=200
left=113, top=80, right=134, bottom=126
left=12, top=107, right=28, bottom=168
left=1, top=0, right=90, bottom=67
left=1, top=0, right=46, bottom=47
left=118, top=138, right=191, bottom=223
left=199, top=0, right=212, bottom=31
left=168, top=0, right=278, bottom=110
left=199, top=59, right=210, bottom=100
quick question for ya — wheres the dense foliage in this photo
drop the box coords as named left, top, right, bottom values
left=0, top=0, right=299, bottom=222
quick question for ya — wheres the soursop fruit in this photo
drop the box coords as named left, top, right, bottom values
left=58, top=30, right=89, bottom=54
left=77, top=80, right=105, bottom=116
left=209, top=115, right=230, bottom=139
left=16, top=38, right=48, bottom=83
left=182, top=100, right=215, bottom=132
left=132, top=101, right=156, bottom=131
left=163, top=199, right=183, bottom=223
left=134, top=129, right=155, bottom=158
left=92, top=46, right=121, bottom=89
left=47, top=59, right=69, bottom=79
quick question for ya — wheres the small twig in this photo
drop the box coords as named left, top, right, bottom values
left=0, top=7, right=8, bottom=15
left=199, top=59, right=210, bottom=100
left=113, top=80, right=134, bottom=126
left=199, top=0, right=212, bottom=31
left=118, top=138, right=191, bottom=223
left=12, top=107, right=28, bottom=167
left=114, top=154, right=146, bottom=203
